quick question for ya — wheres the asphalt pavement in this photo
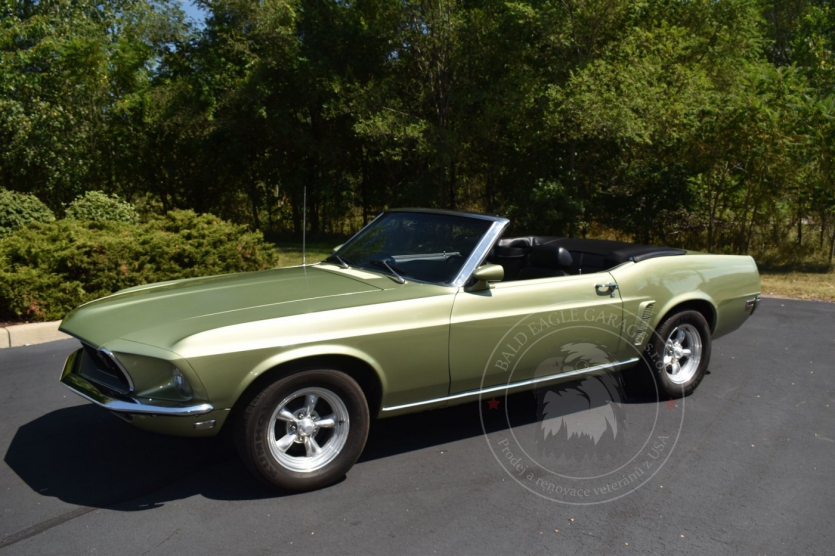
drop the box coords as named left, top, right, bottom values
left=0, top=298, right=833, bottom=555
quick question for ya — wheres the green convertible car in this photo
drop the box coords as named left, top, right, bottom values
left=59, top=208, right=761, bottom=490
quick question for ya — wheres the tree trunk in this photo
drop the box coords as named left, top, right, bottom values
left=310, top=194, right=320, bottom=236
left=249, top=183, right=261, bottom=230
left=745, top=205, right=758, bottom=254
left=448, top=162, right=457, bottom=210
left=361, top=156, right=370, bottom=226
left=290, top=193, right=301, bottom=236
left=485, top=173, right=494, bottom=214
left=707, top=189, right=716, bottom=254
left=251, top=197, right=260, bottom=230
left=829, top=228, right=835, bottom=266
left=797, top=201, right=803, bottom=247
left=820, top=212, right=826, bottom=249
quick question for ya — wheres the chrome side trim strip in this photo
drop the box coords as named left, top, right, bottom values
left=381, top=357, right=640, bottom=412
left=60, top=349, right=214, bottom=417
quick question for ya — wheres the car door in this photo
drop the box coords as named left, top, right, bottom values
left=448, top=272, right=626, bottom=395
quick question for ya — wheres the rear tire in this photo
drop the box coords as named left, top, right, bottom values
left=235, top=369, right=370, bottom=491
left=644, top=310, right=712, bottom=399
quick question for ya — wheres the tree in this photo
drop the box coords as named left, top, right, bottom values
left=0, top=0, right=187, bottom=209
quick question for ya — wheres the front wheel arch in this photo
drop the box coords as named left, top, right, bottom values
left=234, top=368, right=371, bottom=490
left=226, top=354, right=383, bottom=434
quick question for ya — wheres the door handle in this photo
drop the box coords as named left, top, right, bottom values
left=595, top=283, right=619, bottom=297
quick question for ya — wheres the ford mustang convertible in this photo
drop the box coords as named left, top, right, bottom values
left=59, top=209, right=760, bottom=490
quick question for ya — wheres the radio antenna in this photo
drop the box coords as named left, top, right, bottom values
left=302, top=186, right=307, bottom=266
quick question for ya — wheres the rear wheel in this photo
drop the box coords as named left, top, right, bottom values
left=644, top=310, right=712, bottom=398
left=235, top=369, right=369, bottom=491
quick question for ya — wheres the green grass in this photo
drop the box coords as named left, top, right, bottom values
left=760, top=272, right=835, bottom=302
left=273, top=241, right=336, bottom=267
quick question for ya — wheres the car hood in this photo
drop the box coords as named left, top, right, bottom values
left=59, top=265, right=389, bottom=349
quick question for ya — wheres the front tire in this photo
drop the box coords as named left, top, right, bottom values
left=644, top=310, right=712, bottom=398
left=235, top=369, right=370, bottom=491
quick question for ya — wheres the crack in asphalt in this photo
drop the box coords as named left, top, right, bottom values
left=140, top=528, right=181, bottom=555
left=0, top=454, right=233, bottom=551
left=0, top=506, right=97, bottom=550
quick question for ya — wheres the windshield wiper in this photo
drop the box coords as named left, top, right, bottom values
left=323, top=254, right=350, bottom=269
left=368, top=259, right=406, bottom=284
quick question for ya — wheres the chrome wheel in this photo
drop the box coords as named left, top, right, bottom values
left=267, top=387, right=350, bottom=473
left=662, top=324, right=702, bottom=385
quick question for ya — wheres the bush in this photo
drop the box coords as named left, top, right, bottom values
left=0, top=189, right=55, bottom=237
left=0, top=210, right=278, bottom=321
left=65, top=191, right=139, bottom=223
left=753, top=244, right=833, bottom=273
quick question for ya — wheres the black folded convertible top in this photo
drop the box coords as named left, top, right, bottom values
left=539, top=238, right=686, bottom=264
left=494, top=236, right=686, bottom=280
left=494, top=235, right=686, bottom=276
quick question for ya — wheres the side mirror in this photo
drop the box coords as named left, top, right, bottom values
left=333, top=244, right=343, bottom=252
left=467, top=264, right=504, bottom=292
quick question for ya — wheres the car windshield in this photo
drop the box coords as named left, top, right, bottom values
left=331, top=212, right=493, bottom=284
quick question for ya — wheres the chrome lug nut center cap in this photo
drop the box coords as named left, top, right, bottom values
left=298, top=418, right=317, bottom=437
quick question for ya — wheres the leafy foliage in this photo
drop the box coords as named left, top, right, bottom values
left=2, top=0, right=835, bottom=266
left=65, top=191, right=139, bottom=223
left=0, top=0, right=188, bottom=207
left=0, top=210, right=277, bottom=321
left=0, top=189, right=55, bottom=237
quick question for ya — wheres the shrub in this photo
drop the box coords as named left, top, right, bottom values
left=753, top=244, right=832, bottom=273
left=65, top=191, right=139, bottom=223
left=0, top=189, right=55, bottom=237
left=0, top=210, right=278, bottom=321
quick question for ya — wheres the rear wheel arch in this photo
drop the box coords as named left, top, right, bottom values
left=656, top=298, right=717, bottom=335
left=626, top=298, right=716, bottom=399
left=643, top=308, right=712, bottom=398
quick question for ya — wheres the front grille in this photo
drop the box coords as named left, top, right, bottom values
left=78, top=343, right=133, bottom=394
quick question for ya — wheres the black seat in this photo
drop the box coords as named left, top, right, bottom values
left=487, top=236, right=536, bottom=280
left=516, top=244, right=573, bottom=280
left=487, top=245, right=527, bottom=281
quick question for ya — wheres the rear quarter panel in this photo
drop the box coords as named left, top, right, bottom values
left=610, top=254, right=760, bottom=353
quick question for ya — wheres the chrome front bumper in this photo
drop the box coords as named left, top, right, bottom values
left=60, top=349, right=214, bottom=417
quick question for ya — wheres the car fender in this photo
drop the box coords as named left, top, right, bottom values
left=651, top=291, right=717, bottom=334
left=229, top=344, right=389, bottom=412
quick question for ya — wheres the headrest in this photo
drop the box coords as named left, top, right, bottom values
left=490, top=245, right=526, bottom=259
left=498, top=237, right=533, bottom=249
left=529, top=244, right=572, bottom=268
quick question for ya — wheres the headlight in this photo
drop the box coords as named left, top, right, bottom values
left=172, top=367, right=192, bottom=396
left=101, top=346, right=208, bottom=403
